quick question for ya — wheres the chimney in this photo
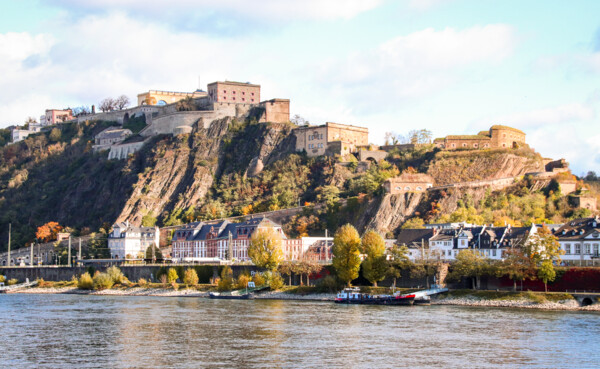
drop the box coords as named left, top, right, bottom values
left=92, top=105, right=96, bottom=114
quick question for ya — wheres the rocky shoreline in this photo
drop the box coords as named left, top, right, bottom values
left=10, top=287, right=600, bottom=311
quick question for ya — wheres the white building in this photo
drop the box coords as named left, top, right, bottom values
left=395, top=224, right=537, bottom=262
left=11, top=124, right=42, bottom=143
left=108, top=222, right=160, bottom=259
left=555, top=217, right=600, bottom=266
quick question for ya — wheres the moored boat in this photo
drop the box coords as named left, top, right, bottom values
left=209, top=292, right=254, bottom=300
left=334, top=288, right=415, bottom=305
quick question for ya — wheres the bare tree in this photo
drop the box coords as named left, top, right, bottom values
left=99, top=98, right=116, bottom=112
left=291, top=114, right=309, bottom=126
left=72, top=106, right=91, bottom=117
left=114, top=95, right=130, bottom=110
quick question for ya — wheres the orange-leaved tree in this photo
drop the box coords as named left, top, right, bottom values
left=36, top=222, right=63, bottom=242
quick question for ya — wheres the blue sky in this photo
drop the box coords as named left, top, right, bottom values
left=0, top=0, right=599, bottom=174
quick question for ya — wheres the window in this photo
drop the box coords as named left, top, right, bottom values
left=251, top=99, right=254, bottom=102
left=462, top=143, right=467, bottom=147
left=564, top=244, right=571, bottom=254
left=585, top=244, right=591, bottom=254
left=233, top=97, right=236, bottom=101
left=242, top=98, right=245, bottom=102
left=451, top=143, right=456, bottom=148
left=242, top=92, right=245, bottom=95
left=251, top=92, right=254, bottom=96
left=223, top=90, right=227, bottom=93
left=416, top=186, right=422, bottom=191
left=575, top=244, right=581, bottom=254
left=492, top=249, right=496, bottom=257
left=233, top=91, right=236, bottom=94
left=473, top=143, right=478, bottom=148
left=593, top=244, right=599, bottom=255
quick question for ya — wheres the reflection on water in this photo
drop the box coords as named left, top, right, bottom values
left=0, top=294, right=599, bottom=368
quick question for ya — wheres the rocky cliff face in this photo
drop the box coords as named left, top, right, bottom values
left=354, top=192, right=424, bottom=235
left=117, top=118, right=295, bottom=225
left=427, top=149, right=544, bottom=186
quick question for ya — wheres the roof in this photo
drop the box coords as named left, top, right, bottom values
left=554, top=217, right=600, bottom=240
left=112, top=222, right=156, bottom=235
left=490, top=125, right=525, bottom=135
left=96, top=128, right=132, bottom=140
left=388, top=173, right=434, bottom=183
left=207, top=81, right=260, bottom=88
left=446, top=135, right=491, bottom=140
left=174, top=217, right=283, bottom=242
left=396, top=229, right=434, bottom=248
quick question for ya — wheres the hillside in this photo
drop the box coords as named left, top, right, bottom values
left=0, top=116, right=593, bottom=251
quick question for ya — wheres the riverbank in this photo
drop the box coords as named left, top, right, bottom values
left=10, top=286, right=600, bottom=311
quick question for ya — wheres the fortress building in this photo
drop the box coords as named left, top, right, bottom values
left=207, top=81, right=261, bottom=104
left=434, top=125, right=526, bottom=150
left=293, top=122, right=369, bottom=157
left=137, top=89, right=207, bottom=106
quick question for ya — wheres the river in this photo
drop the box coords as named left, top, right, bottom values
left=0, top=294, right=598, bottom=368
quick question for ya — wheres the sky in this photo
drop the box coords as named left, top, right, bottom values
left=0, top=0, right=599, bottom=174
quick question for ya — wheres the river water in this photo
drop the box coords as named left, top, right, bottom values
left=0, top=294, right=598, bottom=368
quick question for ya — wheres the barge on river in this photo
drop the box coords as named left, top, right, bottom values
left=334, top=288, right=415, bottom=305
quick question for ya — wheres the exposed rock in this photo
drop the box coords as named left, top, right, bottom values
left=356, top=192, right=424, bottom=234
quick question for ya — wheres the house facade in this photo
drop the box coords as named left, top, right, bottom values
left=554, top=217, right=600, bottom=266
left=44, top=109, right=73, bottom=125
left=383, top=173, right=434, bottom=194
left=395, top=224, right=537, bottom=261
left=293, top=122, right=369, bottom=157
left=171, top=217, right=332, bottom=263
left=94, top=127, right=132, bottom=150
left=108, top=222, right=160, bottom=259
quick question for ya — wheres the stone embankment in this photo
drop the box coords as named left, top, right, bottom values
left=432, top=296, right=600, bottom=311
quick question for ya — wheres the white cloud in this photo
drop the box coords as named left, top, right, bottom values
left=316, top=24, right=516, bottom=112
left=476, top=102, right=596, bottom=129
left=407, top=0, right=453, bottom=11
left=0, top=13, right=256, bottom=124
left=48, top=0, right=383, bottom=21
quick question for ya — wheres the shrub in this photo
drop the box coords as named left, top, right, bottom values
left=107, top=266, right=126, bottom=284
left=252, top=272, right=266, bottom=287
left=0, top=274, right=5, bottom=283
left=266, top=271, right=284, bottom=291
left=37, top=278, right=51, bottom=288
left=167, top=268, right=178, bottom=284
left=525, top=291, right=547, bottom=304
left=160, top=274, right=168, bottom=287
left=93, top=273, right=114, bottom=290
left=217, top=266, right=234, bottom=292
left=183, top=268, right=199, bottom=287
left=236, top=274, right=251, bottom=290
left=7, top=278, right=18, bottom=286
left=78, top=272, right=94, bottom=290
left=316, top=275, right=343, bottom=293
left=137, top=278, right=148, bottom=287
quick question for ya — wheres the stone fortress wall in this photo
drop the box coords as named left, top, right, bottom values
left=435, top=125, right=527, bottom=150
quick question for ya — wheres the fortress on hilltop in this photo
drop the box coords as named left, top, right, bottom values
left=434, top=125, right=526, bottom=150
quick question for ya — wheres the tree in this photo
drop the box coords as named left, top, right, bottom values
left=525, top=226, right=564, bottom=292
left=49, top=128, right=61, bottom=142
left=449, top=249, right=490, bottom=290
left=114, top=95, right=130, bottom=110
left=217, top=265, right=234, bottom=291
left=360, top=230, right=386, bottom=287
left=401, top=217, right=425, bottom=229
left=387, top=245, right=412, bottom=289
left=290, top=114, right=308, bottom=126
left=248, top=227, right=284, bottom=270
left=72, top=106, right=91, bottom=117
left=36, top=221, right=63, bottom=242
left=176, top=96, right=197, bottom=111
left=332, top=224, right=362, bottom=286
left=183, top=268, right=199, bottom=287
left=278, top=261, right=295, bottom=286
left=167, top=268, right=178, bottom=284
left=141, top=212, right=157, bottom=227
left=538, top=260, right=556, bottom=292
left=497, top=248, right=536, bottom=291
left=99, top=98, right=116, bottom=112
left=145, top=245, right=163, bottom=261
